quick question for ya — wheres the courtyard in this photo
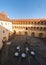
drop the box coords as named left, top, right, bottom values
left=0, top=34, right=46, bottom=65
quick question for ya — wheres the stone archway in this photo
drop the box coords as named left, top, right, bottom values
left=13, top=30, right=16, bottom=34
left=25, top=31, right=28, bottom=35
left=19, top=31, right=21, bottom=35
left=31, top=32, right=35, bottom=37
left=39, top=33, right=43, bottom=38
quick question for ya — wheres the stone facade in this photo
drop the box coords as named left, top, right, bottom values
left=0, top=11, right=46, bottom=49
left=12, top=19, right=46, bottom=38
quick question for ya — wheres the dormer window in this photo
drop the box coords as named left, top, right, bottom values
left=3, top=30, right=5, bottom=33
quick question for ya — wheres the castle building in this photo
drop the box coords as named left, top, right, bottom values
left=0, top=11, right=46, bottom=48
left=12, top=19, right=46, bottom=38
left=0, top=11, right=12, bottom=48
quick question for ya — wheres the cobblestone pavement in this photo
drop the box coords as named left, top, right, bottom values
left=0, top=35, right=46, bottom=65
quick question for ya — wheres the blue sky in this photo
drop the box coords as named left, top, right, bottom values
left=0, top=0, right=46, bottom=19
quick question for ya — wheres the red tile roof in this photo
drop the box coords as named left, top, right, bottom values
left=0, top=11, right=46, bottom=23
left=12, top=18, right=46, bottom=24
left=0, top=11, right=11, bottom=22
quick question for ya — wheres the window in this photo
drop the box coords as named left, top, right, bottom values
left=37, top=22, right=40, bottom=24
left=31, top=22, right=33, bottom=24
left=34, top=22, right=36, bottom=24
left=39, top=33, right=43, bottom=37
left=31, top=27, right=33, bottom=30
left=26, top=27, right=28, bottom=30
left=5, top=23, right=7, bottom=25
left=34, top=27, right=36, bottom=30
left=41, top=22, right=43, bottom=24
left=3, top=30, right=5, bottom=33
left=40, top=27, right=42, bottom=30
left=28, top=27, right=30, bottom=30
left=44, top=27, right=46, bottom=31
left=37, top=27, right=39, bottom=30
left=1, top=22, right=3, bottom=25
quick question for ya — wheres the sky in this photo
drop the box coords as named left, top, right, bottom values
left=0, top=0, right=46, bottom=19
